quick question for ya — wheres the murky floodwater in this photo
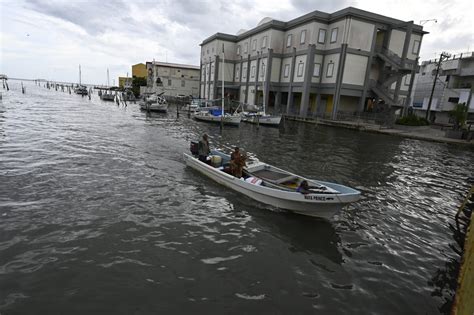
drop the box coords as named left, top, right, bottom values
left=0, top=82, right=472, bottom=314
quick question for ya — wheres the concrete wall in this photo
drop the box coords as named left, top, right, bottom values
left=339, top=95, right=359, bottom=112
left=325, top=19, right=346, bottom=50
left=283, top=22, right=314, bottom=53
left=348, top=19, right=375, bottom=51
left=311, top=54, right=324, bottom=83
left=217, top=61, right=234, bottom=82
left=407, top=33, right=422, bottom=60
left=342, top=54, right=368, bottom=85
left=271, top=58, right=281, bottom=82
left=388, top=29, right=406, bottom=56
left=269, top=30, right=285, bottom=54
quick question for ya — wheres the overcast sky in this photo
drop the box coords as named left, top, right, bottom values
left=1, top=0, right=472, bottom=85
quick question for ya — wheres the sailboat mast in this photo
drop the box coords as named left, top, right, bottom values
left=79, top=64, right=81, bottom=85
left=262, top=60, right=265, bottom=116
left=107, top=68, right=110, bottom=87
left=221, top=44, right=224, bottom=116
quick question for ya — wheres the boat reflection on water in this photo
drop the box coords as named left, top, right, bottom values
left=249, top=208, right=343, bottom=265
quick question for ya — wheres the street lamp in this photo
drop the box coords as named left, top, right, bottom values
left=420, top=19, right=437, bottom=25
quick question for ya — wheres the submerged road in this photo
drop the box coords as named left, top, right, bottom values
left=0, top=82, right=473, bottom=314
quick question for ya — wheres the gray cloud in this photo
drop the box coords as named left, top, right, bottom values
left=24, top=0, right=128, bottom=35
left=289, top=0, right=351, bottom=14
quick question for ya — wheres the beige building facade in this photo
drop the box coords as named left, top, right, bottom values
left=144, top=61, right=200, bottom=97
left=200, top=7, right=426, bottom=119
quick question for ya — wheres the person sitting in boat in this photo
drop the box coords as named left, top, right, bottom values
left=297, top=180, right=313, bottom=194
left=230, top=147, right=246, bottom=178
left=198, top=134, right=210, bottom=164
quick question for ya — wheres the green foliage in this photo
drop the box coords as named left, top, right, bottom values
left=396, top=114, right=430, bottom=126
left=449, top=103, right=468, bottom=130
left=132, top=76, right=147, bottom=98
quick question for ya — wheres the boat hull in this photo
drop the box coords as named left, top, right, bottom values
left=139, top=102, right=168, bottom=113
left=242, top=114, right=282, bottom=126
left=193, top=113, right=241, bottom=126
left=183, top=153, right=360, bottom=219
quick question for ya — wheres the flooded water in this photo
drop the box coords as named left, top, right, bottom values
left=1, top=81, right=472, bottom=314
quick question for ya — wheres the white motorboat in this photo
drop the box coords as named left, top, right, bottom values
left=139, top=93, right=168, bottom=112
left=184, top=148, right=361, bottom=219
left=241, top=112, right=282, bottom=126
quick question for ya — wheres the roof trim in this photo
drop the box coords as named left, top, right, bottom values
left=200, top=6, right=427, bottom=46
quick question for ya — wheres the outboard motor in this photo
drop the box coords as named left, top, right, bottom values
left=190, top=141, right=199, bottom=156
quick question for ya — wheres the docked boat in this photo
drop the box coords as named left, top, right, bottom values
left=193, top=108, right=241, bottom=126
left=74, top=65, right=88, bottom=95
left=74, top=85, right=88, bottom=95
left=241, top=112, right=282, bottom=126
left=139, top=93, right=168, bottom=112
left=100, top=69, right=116, bottom=101
left=183, top=147, right=361, bottom=219
left=193, top=47, right=241, bottom=126
left=100, top=91, right=115, bottom=101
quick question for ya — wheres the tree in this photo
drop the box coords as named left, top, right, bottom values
left=132, top=76, right=147, bottom=98
left=449, top=103, right=468, bottom=130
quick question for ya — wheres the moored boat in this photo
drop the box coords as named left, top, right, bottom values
left=241, top=112, right=282, bottom=126
left=193, top=108, right=241, bottom=126
left=139, top=93, right=168, bottom=112
left=183, top=147, right=361, bottom=219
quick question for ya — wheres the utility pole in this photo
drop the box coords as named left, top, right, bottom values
left=425, top=51, right=451, bottom=121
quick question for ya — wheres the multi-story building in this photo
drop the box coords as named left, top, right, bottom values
left=411, top=52, right=474, bottom=124
left=132, top=63, right=147, bottom=79
left=143, top=61, right=200, bottom=97
left=200, top=7, right=426, bottom=119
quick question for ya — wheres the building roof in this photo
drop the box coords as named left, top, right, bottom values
left=145, top=61, right=200, bottom=70
left=201, top=6, right=428, bottom=46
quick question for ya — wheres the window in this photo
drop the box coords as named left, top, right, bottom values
left=244, top=43, right=248, bottom=54
left=261, top=64, right=265, bottom=77
left=237, top=46, right=240, bottom=55
left=207, top=49, right=209, bottom=54
left=262, top=36, right=267, bottom=49
left=412, top=40, right=420, bottom=54
left=242, top=67, right=247, bottom=79
left=251, top=65, right=256, bottom=78
left=168, top=79, right=172, bottom=86
left=297, top=62, right=304, bottom=77
left=252, top=39, right=257, bottom=51
left=318, top=29, right=326, bottom=44
left=284, top=64, right=290, bottom=78
left=330, top=28, right=338, bottom=43
left=286, top=34, right=292, bottom=47
left=404, top=75, right=410, bottom=85
left=326, top=62, right=334, bottom=77
left=313, top=63, right=321, bottom=77
left=300, top=30, right=306, bottom=45
left=236, top=67, right=240, bottom=80
left=181, top=80, right=185, bottom=87
left=448, top=97, right=460, bottom=103
left=212, top=47, right=214, bottom=53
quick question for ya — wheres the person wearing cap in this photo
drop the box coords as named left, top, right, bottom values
left=230, top=146, right=246, bottom=178
left=198, top=134, right=210, bottom=164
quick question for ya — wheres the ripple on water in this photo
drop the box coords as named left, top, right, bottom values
left=0, top=82, right=472, bottom=315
